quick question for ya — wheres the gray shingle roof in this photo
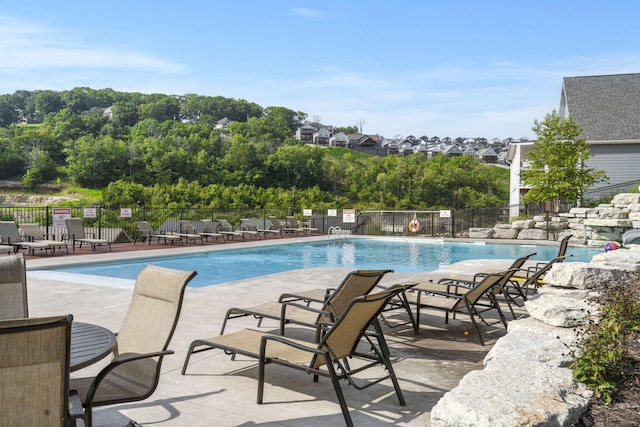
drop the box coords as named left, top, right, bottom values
left=561, top=73, right=640, bottom=141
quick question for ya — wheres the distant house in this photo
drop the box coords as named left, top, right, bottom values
left=477, top=147, right=498, bottom=163
left=507, top=73, right=640, bottom=218
left=296, top=123, right=315, bottom=144
left=214, top=117, right=234, bottom=129
left=313, top=128, right=331, bottom=145
left=330, top=132, right=349, bottom=147
left=443, top=144, right=463, bottom=157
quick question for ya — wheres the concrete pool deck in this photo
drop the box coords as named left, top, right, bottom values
left=24, top=236, right=530, bottom=426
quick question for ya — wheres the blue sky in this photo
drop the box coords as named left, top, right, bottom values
left=2, top=1, right=639, bottom=139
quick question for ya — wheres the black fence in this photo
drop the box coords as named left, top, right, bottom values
left=1, top=204, right=564, bottom=243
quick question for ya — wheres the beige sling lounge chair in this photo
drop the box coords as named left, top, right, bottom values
left=0, top=221, right=51, bottom=256
left=69, top=264, right=197, bottom=427
left=215, top=219, right=245, bottom=240
left=0, top=314, right=82, bottom=426
left=182, top=287, right=407, bottom=427
left=18, top=223, right=69, bottom=254
left=64, top=218, right=112, bottom=252
left=241, top=218, right=282, bottom=238
left=135, top=221, right=182, bottom=245
left=0, top=253, right=28, bottom=320
left=286, top=215, right=319, bottom=235
left=410, top=269, right=514, bottom=345
left=219, top=269, right=393, bottom=341
left=179, top=220, right=224, bottom=242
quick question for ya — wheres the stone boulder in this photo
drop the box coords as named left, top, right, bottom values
left=516, top=228, right=548, bottom=240
left=492, top=227, right=518, bottom=239
left=591, top=247, right=640, bottom=271
left=612, top=193, right=640, bottom=205
left=431, top=318, right=592, bottom=427
left=525, top=286, right=599, bottom=327
left=511, top=219, right=535, bottom=230
left=469, top=228, right=493, bottom=239
left=543, top=262, right=628, bottom=289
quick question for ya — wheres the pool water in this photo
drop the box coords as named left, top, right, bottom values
left=52, top=239, right=600, bottom=288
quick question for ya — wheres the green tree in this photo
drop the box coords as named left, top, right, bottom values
left=522, top=111, right=607, bottom=205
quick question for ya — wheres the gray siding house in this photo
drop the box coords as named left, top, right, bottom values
left=507, top=73, right=640, bottom=217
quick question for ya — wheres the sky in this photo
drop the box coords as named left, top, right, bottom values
left=1, top=1, right=639, bottom=140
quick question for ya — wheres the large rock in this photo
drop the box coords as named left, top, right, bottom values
left=583, top=218, right=633, bottom=228
left=612, top=193, right=640, bottom=205
left=516, top=228, right=548, bottom=240
left=543, top=262, right=627, bottom=289
left=431, top=320, right=592, bottom=427
left=492, top=227, right=518, bottom=239
left=469, top=228, right=493, bottom=238
left=525, top=286, right=599, bottom=327
left=511, top=219, right=535, bottom=230
left=591, top=247, right=640, bottom=271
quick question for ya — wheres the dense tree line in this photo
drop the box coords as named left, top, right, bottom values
left=0, top=88, right=508, bottom=209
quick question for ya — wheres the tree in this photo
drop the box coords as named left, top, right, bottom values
left=522, top=110, right=607, bottom=206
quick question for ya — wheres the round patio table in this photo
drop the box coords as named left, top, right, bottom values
left=70, top=322, right=116, bottom=372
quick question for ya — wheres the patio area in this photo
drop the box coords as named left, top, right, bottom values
left=23, top=237, right=523, bottom=426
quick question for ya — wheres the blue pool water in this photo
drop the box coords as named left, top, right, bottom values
left=52, top=239, right=600, bottom=288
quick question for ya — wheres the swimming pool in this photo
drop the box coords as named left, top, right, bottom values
left=49, top=238, right=600, bottom=288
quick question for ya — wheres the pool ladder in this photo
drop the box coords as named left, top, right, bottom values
left=327, top=226, right=348, bottom=239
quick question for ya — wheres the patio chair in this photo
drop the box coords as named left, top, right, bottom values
left=18, top=223, right=69, bottom=254
left=173, top=220, right=206, bottom=244
left=507, top=254, right=573, bottom=301
left=531, top=235, right=571, bottom=271
left=179, top=220, right=224, bottom=242
left=286, top=216, right=319, bottom=235
left=267, top=216, right=286, bottom=234
left=410, top=270, right=514, bottom=345
left=69, top=264, right=197, bottom=427
left=134, top=221, right=182, bottom=245
left=64, top=218, right=112, bottom=252
left=241, top=218, right=282, bottom=238
left=215, top=219, right=245, bottom=240
left=0, top=220, right=51, bottom=256
left=0, top=314, right=82, bottom=426
left=182, top=287, right=407, bottom=427
left=0, top=253, right=28, bottom=320
left=219, top=269, right=393, bottom=342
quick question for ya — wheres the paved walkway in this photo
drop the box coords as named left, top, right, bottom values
left=24, top=236, right=524, bottom=426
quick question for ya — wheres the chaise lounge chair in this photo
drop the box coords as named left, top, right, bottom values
left=134, top=221, right=182, bottom=245
left=240, top=218, right=282, bottom=239
left=182, top=287, right=407, bottom=427
left=0, top=221, right=51, bottom=256
left=0, top=253, right=28, bottom=320
left=179, top=220, right=224, bottom=242
left=219, top=269, right=393, bottom=342
left=18, top=223, right=69, bottom=254
left=64, top=218, right=112, bottom=252
left=215, top=219, right=245, bottom=240
left=409, top=269, right=515, bottom=345
left=286, top=216, right=319, bottom=235
left=69, top=264, right=197, bottom=427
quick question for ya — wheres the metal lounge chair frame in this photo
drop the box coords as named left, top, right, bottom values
left=219, top=269, right=394, bottom=341
left=134, top=220, right=182, bottom=245
left=179, top=220, right=224, bottom=242
left=18, top=223, right=69, bottom=254
left=0, top=220, right=51, bottom=256
left=182, top=287, right=408, bottom=427
left=69, top=265, right=197, bottom=427
left=64, top=218, right=112, bottom=252
left=411, top=270, right=515, bottom=345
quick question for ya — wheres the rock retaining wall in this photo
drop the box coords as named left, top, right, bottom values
left=430, top=247, right=640, bottom=426
left=469, top=193, right=640, bottom=247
